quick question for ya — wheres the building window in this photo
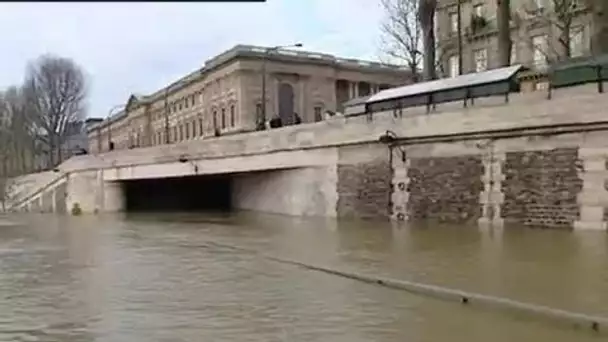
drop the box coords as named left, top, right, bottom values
left=314, top=106, right=323, bottom=122
left=184, top=98, right=189, bottom=109
left=230, top=104, right=236, bottom=127
left=178, top=124, right=183, bottom=141
left=213, top=110, right=218, bottom=130
left=172, top=126, right=177, bottom=142
left=448, top=55, right=459, bottom=78
left=191, top=95, right=196, bottom=106
left=199, top=116, right=204, bottom=136
left=473, top=4, right=484, bottom=17
left=474, top=48, right=487, bottom=72
left=185, top=122, right=190, bottom=139
left=569, top=27, right=585, bottom=57
left=449, top=12, right=458, bottom=34
left=532, top=34, right=548, bottom=69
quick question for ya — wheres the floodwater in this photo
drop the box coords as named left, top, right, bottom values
left=0, top=212, right=607, bottom=342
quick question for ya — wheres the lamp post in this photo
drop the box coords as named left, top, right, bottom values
left=106, top=104, right=124, bottom=151
left=259, top=43, right=303, bottom=130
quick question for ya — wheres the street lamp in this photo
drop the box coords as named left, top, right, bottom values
left=258, top=43, right=303, bottom=130
left=106, top=104, right=124, bottom=151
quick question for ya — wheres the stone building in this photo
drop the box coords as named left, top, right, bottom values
left=88, top=45, right=411, bottom=153
left=436, top=0, right=594, bottom=78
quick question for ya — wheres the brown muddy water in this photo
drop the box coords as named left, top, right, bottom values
left=0, top=212, right=606, bottom=342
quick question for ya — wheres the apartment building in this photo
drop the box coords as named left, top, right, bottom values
left=87, top=45, right=412, bottom=154
left=436, top=0, right=593, bottom=77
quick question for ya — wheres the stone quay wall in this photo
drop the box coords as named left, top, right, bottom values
left=9, top=84, right=608, bottom=230
left=390, top=131, right=608, bottom=230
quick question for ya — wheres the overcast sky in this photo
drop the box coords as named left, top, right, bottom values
left=0, top=1, right=388, bottom=118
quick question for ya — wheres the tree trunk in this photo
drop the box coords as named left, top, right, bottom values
left=588, top=0, right=608, bottom=55
left=48, top=135, right=56, bottom=169
left=419, top=0, right=438, bottom=80
left=496, top=0, right=512, bottom=67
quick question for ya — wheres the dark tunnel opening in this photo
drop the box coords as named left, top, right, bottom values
left=122, top=174, right=233, bottom=212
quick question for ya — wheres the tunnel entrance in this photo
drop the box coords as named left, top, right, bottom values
left=122, top=174, right=233, bottom=212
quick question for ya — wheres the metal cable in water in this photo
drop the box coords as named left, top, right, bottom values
left=189, top=240, right=608, bottom=335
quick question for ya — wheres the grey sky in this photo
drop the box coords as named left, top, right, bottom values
left=0, top=1, right=387, bottom=118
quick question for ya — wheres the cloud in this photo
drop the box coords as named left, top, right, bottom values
left=0, top=0, right=387, bottom=118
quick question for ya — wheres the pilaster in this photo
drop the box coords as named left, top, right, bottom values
left=391, top=148, right=410, bottom=221
left=574, top=148, right=608, bottom=230
left=478, top=145, right=505, bottom=228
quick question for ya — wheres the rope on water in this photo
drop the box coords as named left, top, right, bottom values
left=190, top=240, right=608, bottom=334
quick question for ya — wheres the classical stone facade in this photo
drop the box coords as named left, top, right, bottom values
left=436, top=0, right=594, bottom=77
left=88, top=45, right=410, bottom=154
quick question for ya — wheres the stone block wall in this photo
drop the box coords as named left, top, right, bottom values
left=406, top=156, right=484, bottom=223
left=387, top=132, right=608, bottom=230
left=337, top=144, right=391, bottom=219
left=501, top=148, right=583, bottom=228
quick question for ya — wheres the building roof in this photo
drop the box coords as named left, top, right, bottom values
left=343, top=95, right=372, bottom=107
left=144, top=44, right=410, bottom=103
left=365, top=65, right=523, bottom=113
left=89, top=44, right=410, bottom=133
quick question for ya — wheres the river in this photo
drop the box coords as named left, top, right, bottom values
left=0, top=212, right=606, bottom=341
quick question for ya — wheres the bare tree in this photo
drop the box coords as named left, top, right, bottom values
left=0, top=92, right=12, bottom=210
left=497, top=0, right=513, bottom=67
left=23, top=55, right=87, bottom=168
left=418, top=0, right=438, bottom=81
left=4, top=87, right=38, bottom=174
left=380, top=0, right=423, bottom=81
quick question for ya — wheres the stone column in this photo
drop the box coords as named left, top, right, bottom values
left=103, top=181, right=125, bottom=212
left=391, top=147, right=410, bottom=221
left=574, top=148, right=608, bottom=230
left=348, top=81, right=354, bottom=99
left=51, top=190, right=57, bottom=213
left=65, top=171, right=99, bottom=214
left=478, top=142, right=505, bottom=228
left=353, top=82, right=359, bottom=98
